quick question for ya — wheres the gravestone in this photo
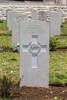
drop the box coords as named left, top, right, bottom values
left=7, top=10, right=27, bottom=46
left=31, top=9, right=48, bottom=21
left=7, top=9, right=48, bottom=47
left=7, top=10, right=14, bottom=32
left=31, top=9, right=39, bottom=20
left=38, top=10, right=48, bottom=21
left=11, top=12, right=27, bottom=47
left=50, top=11, right=62, bottom=36
left=20, top=17, right=49, bottom=87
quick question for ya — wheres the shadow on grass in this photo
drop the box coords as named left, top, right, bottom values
left=0, top=34, right=11, bottom=36
left=0, top=47, right=18, bottom=52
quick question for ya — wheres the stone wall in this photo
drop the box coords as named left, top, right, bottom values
left=0, top=3, right=67, bottom=21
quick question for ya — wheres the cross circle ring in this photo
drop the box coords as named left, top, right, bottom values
left=29, top=42, right=41, bottom=55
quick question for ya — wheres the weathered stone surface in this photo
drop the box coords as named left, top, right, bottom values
left=50, top=11, right=62, bottom=36
left=7, top=10, right=13, bottom=31
left=20, top=19, right=49, bottom=87
left=11, top=11, right=27, bottom=47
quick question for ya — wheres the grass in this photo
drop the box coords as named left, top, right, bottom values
left=61, top=22, right=67, bottom=34
left=0, top=34, right=12, bottom=48
left=53, top=36, right=67, bottom=49
left=50, top=51, right=67, bottom=85
left=0, top=52, right=19, bottom=83
left=0, top=51, right=67, bottom=85
left=0, top=21, right=11, bottom=48
left=50, top=98, right=63, bottom=100
left=0, top=21, right=8, bottom=34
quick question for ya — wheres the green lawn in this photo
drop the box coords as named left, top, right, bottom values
left=0, top=21, right=67, bottom=86
left=0, top=34, right=12, bottom=48
left=53, top=36, right=67, bottom=49
left=0, top=51, right=67, bottom=85
left=61, top=22, right=67, bottom=34
left=50, top=51, right=67, bottom=85
left=0, top=52, right=19, bottom=83
left=0, top=21, right=11, bottom=48
left=50, top=98, right=62, bottom=100
left=0, top=21, right=8, bottom=34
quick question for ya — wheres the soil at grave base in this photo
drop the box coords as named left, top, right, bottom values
left=0, top=47, right=18, bottom=52
left=1, top=47, right=67, bottom=52
left=61, top=34, right=67, bottom=36
left=54, top=48, right=67, bottom=51
left=50, top=47, right=67, bottom=51
left=12, top=86, right=67, bottom=100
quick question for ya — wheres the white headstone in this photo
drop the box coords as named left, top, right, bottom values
left=11, top=12, right=27, bottom=47
left=31, top=9, right=39, bottom=20
left=7, top=10, right=27, bottom=47
left=50, top=11, right=62, bottom=36
left=31, top=10, right=48, bottom=21
left=38, top=10, right=48, bottom=21
left=20, top=19, right=49, bottom=87
left=7, top=10, right=13, bottom=31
